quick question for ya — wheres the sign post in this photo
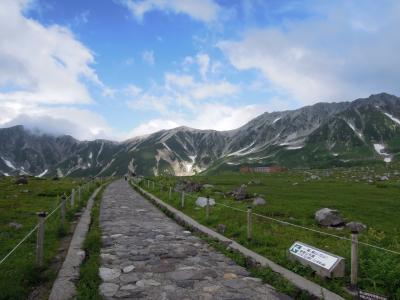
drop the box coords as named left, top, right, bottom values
left=289, top=241, right=345, bottom=278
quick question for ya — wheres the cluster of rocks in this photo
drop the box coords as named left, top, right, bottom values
left=174, top=180, right=203, bottom=193
left=315, top=208, right=366, bottom=233
left=15, top=176, right=28, bottom=185
left=302, top=167, right=400, bottom=184
left=228, top=184, right=250, bottom=201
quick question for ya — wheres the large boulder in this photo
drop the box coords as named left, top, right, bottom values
left=175, top=180, right=203, bottom=193
left=195, top=197, right=215, bottom=208
left=315, top=208, right=344, bottom=227
left=252, top=197, right=266, bottom=206
left=230, top=184, right=249, bottom=201
left=15, top=176, right=28, bottom=185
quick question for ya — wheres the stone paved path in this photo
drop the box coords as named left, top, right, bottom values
left=99, top=180, right=291, bottom=299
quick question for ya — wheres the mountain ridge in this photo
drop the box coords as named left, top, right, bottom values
left=1, top=93, right=400, bottom=177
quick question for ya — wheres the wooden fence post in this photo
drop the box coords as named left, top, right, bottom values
left=147, top=180, right=150, bottom=189
left=152, top=181, right=155, bottom=190
left=350, top=232, right=359, bottom=290
left=78, top=186, right=81, bottom=205
left=169, top=187, right=172, bottom=201
left=247, top=206, right=253, bottom=240
left=36, top=211, right=47, bottom=267
left=181, top=191, right=185, bottom=208
left=70, top=188, right=75, bottom=208
left=206, top=196, right=210, bottom=219
left=61, top=194, right=66, bottom=227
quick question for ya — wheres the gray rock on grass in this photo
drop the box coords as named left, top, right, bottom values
left=315, top=208, right=344, bottom=227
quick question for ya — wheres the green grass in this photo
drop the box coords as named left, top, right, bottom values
left=76, top=185, right=105, bottom=300
left=139, top=165, right=400, bottom=299
left=0, top=176, right=99, bottom=300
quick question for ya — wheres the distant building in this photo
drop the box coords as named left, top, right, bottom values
left=240, top=165, right=285, bottom=174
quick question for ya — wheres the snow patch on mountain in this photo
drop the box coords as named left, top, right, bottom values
left=37, top=169, right=48, bottom=177
left=272, top=117, right=281, bottom=124
left=383, top=112, right=400, bottom=125
left=227, top=142, right=257, bottom=157
left=1, top=157, right=16, bottom=169
left=374, top=144, right=386, bottom=154
left=287, top=146, right=303, bottom=150
left=97, top=142, right=104, bottom=161
left=345, top=121, right=363, bottom=139
left=373, top=143, right=392, bottom=163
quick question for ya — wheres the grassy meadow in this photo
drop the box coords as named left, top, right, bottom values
left=142, top=165, right=400, bottom=299
left=0, top=176, right=98, bottom=300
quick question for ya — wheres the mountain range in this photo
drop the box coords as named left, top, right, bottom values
left=1, top=93, right=400, bottom=177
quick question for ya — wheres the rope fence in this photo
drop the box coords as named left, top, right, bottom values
left=137, top=178, right=400, bottom=256
left=132, top=177, right=400, bottom=296
left=0, top=177, right=106, bottom=267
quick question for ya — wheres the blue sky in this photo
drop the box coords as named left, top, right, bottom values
left=0, top=0, right=399, bottom=140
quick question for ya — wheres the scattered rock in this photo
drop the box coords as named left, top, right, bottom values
left=15, top=177, right=28, bottom=185
left=229, top=185, right=249, bottom=201
left=99, top=267, right=121, bottom=281
left=310, top=175, right=320, bottom=180
left=379, top=175, right=389, bottom=181
left=315, top=208, right=344, bottom=227
left=248, top=179, right=261, bottom=185
left=203, top=285, right=221, bottom=293
left=120, top=273, right=139, bottom=283
left=195, top=197, right=216, bottom=207
left=175, top=180, right=203, bottom=193
left=223, top=273, right=238, bottom=279
left=252, top=197, right=266, bottom=206
left=8, top=222, right=23, bottom=230
left=203, top=184, right=214, bottom=189
left=120, top=284, right=138, bottom=290
left=243, top=277, right=262, bottom=283
left=136, top=279, right=161, bottom=287
left=99, top=283, right=119, bottom=297
left=217, top=224, right=227, bottom=234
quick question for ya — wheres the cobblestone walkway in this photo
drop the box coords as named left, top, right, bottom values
left=99, top=180, right=290, bottom=299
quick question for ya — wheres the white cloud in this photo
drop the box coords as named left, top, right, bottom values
left=142, top=50, right=155, bottom=65
left=126, top=71, right=240, bottom=114
left=190, top=80, right=238, bottom=100
left=0, top=0, right=103, bottom=105
left=196, top=53, right=210, bottom=80
left=128, top=119, right=180, bottom=137
left=0, top=103, right=116, bottom=140
left=119, top=0, right=220, bottom=23
left=125, top=84, right=142, bottom=97
left=127, top=103, right=264, bottom=136
left=0, top=0, right=117, bottom=141
left=218, top=0, right=400, bottom=103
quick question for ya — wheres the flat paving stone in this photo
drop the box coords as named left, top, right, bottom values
left=99, top=180, right=291, bottom=299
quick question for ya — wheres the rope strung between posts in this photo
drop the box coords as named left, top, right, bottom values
left=139, top=180, right=400, bottom=256
left=0, top=225, right=38, bottom=266
left=45, top=195, right=70, bottom=220
left=0, top=194, right=71, bottom=266
left=216, top=202, right=400, bottom=256
left=0, top=180, right=93, bottom=267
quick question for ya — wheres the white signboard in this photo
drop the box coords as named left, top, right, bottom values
left=289, top=242, right=338, bottom=270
